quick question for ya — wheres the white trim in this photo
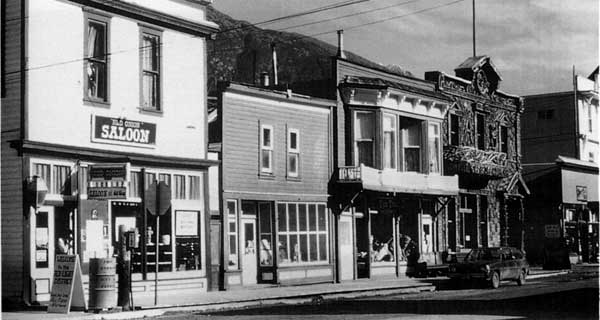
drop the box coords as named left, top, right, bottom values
left=223, top=190, right=328, bottom=198
left=260, top=124, right=274, bottom=174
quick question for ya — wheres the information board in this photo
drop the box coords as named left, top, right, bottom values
left=48, top=254, right=86, bottom=313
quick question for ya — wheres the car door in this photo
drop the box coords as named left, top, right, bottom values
left=499, top=248, right=513, bottom=280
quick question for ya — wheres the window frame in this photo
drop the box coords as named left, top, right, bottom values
left=428, top=121, right=442, bottom=174
left=449, top=113, right=459, bottom=146
left=260, top=124, right=274, bottom=174
left=287, top=128, right=300, bottom=178
left=476, top=113, right=486, bottom=150
left=382, top=113, right=397, bottom=170
left=83, top=11, right=110, bottom=105
left=139, top=25, right=162, bottom=113
left=226, top=199, right=239, bottom=270
left=400, top=116, right=423, bottom=172
left=353, top=110, right=376, bottom=167
left=499, top=125, right=508, bottom=154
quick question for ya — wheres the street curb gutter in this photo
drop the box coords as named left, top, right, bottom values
left=97, top=285, right=436, bottom=319
left=527, top=270, right=570, bottom=280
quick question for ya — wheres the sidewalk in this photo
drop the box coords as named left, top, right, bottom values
left=2, top=278, right=436, bottom=320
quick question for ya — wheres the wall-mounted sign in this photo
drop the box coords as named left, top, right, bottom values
left=544, top=224, right=560, bottom=239
left=92, top=115, right=156, bottom=147
left=176, top=211, right=198, bottom=236
left=576, top=185, right=588, bottom=202
left=88, top=164, right=129, bottom=200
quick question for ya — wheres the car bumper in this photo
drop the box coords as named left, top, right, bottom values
left=448, top=272, right=490, bottom=281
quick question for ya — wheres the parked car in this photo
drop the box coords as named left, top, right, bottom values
left=448, top=247, right=529, bottom=289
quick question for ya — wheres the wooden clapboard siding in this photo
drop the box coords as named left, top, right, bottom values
left=221, top=89, right=331, bottom=197
left=1, top=0, right=25, bottom=299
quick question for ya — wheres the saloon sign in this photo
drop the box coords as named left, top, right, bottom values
left=93, top=115, right=156, bottom=147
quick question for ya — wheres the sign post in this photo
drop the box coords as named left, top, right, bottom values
left=144, top=181, right=171, bottom=306
left=48, top=255, right=86, bottom=314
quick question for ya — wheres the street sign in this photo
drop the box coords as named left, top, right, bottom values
left=145, top=181, right=171, bottom=216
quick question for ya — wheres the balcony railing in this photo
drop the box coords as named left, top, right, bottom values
left=337, top=165, right=459, bottom=196
left=444, top=145, right=513, bottom=178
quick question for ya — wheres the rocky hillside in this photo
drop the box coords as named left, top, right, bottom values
left=207, top=6, right=412, bottom=95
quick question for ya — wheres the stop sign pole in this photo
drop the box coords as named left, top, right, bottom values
left=144, top=181, right=171, bottom=306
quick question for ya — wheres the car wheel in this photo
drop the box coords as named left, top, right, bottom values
left=516, top=270, right=526, bottom=286
left=490, top=271, right=500, bottom=289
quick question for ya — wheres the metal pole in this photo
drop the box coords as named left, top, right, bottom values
left=472, top=0, right=476, bottom=57
left=154, top=182, right=160, bottom=306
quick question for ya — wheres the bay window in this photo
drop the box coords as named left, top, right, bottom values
left=383, top=114, right=397, bottom=169
left=354, top=111, right=375, bottom=167
left=401, top=117, right=422, bottom=172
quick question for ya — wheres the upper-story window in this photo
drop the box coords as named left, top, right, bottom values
left=383, top=114, right=397, bottom=169
left=588, top=104, right=593, bottom=133
left=287, top=128, right=300, bottom=178
left=84, top=14, right=109, bottom=103
left=401, top=117, right=422, bottom=172
left=260, top=124, right=274, bottom=174
left=140, top=28, right=161, bottom=111
left=428, top=123, right=441, bottom=174
left=449, top=113, right=459, bottom=146
left=499, top=125, right=508, bottom=153
left=476, top=113, right=485, bottom=150
left=354, top=111, right=375, bottom=167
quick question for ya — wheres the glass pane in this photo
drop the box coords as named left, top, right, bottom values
left=278, top=235, right=288, bottom=263
left=357, top=141, right=373, bottom=167
left=309, top=234, right=318, bottom=261
left=288, top=204, right=297, bottom=231
left=383, top=131, right=395, bottom=169
left=318, top=205, right=327, bottom=231
left=189, top=176, right=201, bottom=200
left=288, top=153, right=298, bottom=176
left=261, top=150, right=271, bottom=171
left=229, top=221, right=236, bottom=233
left=290, top=131, right=297, bottom=150
left=129, top=171, right=141, bottom=197
left=259, top=203, right=271, bottom=233
left=229, top=234, right=237, bottom=254
left=158, top=173, right=171, bottom=186
left=277, top=203, right=287, bottom=232
left=450, top=114, right=459, bottom=146
left=242, top=201, right=256, bottom=216
left=405, top=147, right=420, bottom=172
left=79, top=166, right=88, bottom=195
left=298, top=204, right=307, bottom=231
left=142, top=73, right=158, bottom=109
left=355, top=112, right=374, bottom=139
left=428, top=124, right=440, bottom=173
left=308, top=204, right=317, bottom=232
left=227, top=200, right=237, bottom=216
left=401, top=117, right=421, bottom=146
left=34, top=164, right=51, bottom=188
left=53, top=165, right=71, bottom=195
left=289, top=235, right=299, bottom=262
left=87, top=61, right=106, bottom=100
left=300, top=234, right=308, bottom=262
left=88, top=21, right=105, bottom=59
left=260, top=235, right=273, bottom=266
left=262, top=127, right=271, bottom=147
left=144, top=172, right=156, bottom=190
left=318, top=234, right=327, bottom=261
left=142, top=34, right=159, bottom=71
left=174, top=175, right=185, bottom=199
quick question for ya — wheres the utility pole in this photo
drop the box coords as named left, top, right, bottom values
left=472, top=0, right=476, bottom=57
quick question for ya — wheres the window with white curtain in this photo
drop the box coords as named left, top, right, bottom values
left=354, top=111, right=375, bottom=167
left=383, top=114, right=397, bottom=169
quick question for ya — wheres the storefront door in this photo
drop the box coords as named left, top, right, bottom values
left=30, top=206, right=55, bottom=302
left=421, top=215, right=433, bottom=254
left=241, top=218, right=257, bottom=285
left=338, top=213, right=354, bottom=281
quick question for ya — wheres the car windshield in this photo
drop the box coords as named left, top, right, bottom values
left=465, top=248, right=501, bottom=262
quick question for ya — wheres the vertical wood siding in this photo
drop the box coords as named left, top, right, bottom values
left=1, top=0, right=25, bottom=299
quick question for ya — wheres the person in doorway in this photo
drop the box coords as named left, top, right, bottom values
left=57, top=237, right=71, bottom=254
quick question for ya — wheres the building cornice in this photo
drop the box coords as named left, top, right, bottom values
left=69, top=0, right=219, bottom=36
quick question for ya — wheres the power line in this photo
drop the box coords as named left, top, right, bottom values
left=214, top=0, right=370, bottom=35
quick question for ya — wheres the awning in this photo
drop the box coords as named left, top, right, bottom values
left=359, top=165, right=459, bottom=196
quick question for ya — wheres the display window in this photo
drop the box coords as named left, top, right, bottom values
left=370, top=212, right=395, bottom=265
left=277, top=202, right=328, bottom=265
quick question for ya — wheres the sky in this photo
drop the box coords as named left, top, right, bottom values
left=212, top=0, right=599, bottom=96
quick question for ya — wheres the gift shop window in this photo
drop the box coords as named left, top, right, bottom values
left=84, top=13, right=109, bottom=103
left=277, top=203, right=328, bottom=265
left=371, top=212, right=394, bottom=265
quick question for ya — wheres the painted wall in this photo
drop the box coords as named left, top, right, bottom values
left=26, top=0, right=208, bottom=158
left=221, top=90, right=331, bottom=197
left=576, top=96, right=599, bottom=162
left=561, top=167, right=599, bottom=204
left=121, top=0, right=212, bottom=25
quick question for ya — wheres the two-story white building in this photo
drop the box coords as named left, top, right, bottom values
left=1, top=0, right=218, bottom=305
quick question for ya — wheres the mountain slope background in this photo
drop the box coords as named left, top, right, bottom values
left=206, top=6, right=412, bottom=95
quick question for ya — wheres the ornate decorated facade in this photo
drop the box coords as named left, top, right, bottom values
left=426, top=56, right=529, bottom=251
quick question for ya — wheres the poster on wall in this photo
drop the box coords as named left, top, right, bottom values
left=85, top=220, right=104, bottom=260
left=176, top=211, right=198, bottom=236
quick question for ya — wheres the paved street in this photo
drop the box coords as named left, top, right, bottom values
left=153, top=274, right=599, bottom=320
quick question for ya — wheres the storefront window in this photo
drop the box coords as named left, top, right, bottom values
left=33, top=163, right=51, bottom=192
left=174, top=210, right=201, bottom=271
left=278, top=203, right=328, bottom=265
left=129, top=171, right=142, bottom=198
left=174, top=175, right=186, bottom=199
left=428, top=123, right=441, bottom=174
left=258, top=203, right=273, bottom=266
left=371, top=212, right=394, bottom=264
left=227, top=200, right=239, bottom=269
left=383, top=114, right=397, bottom=169
left=189, top=176, right=201, bottom=200
left=35, top=211, right=49, bottom=268
left=354, top=111, right=375, bottom=167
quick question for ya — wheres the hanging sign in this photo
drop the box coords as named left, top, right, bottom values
left=92, top=115, right=156, bottom=147
left=48, top=254, right=87, bottom=314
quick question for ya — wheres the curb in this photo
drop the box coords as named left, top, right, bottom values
left=527, top=270, right=570, bottom=280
